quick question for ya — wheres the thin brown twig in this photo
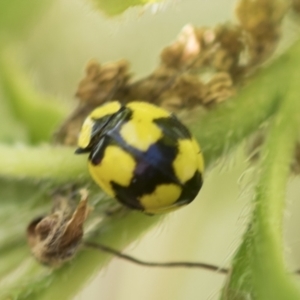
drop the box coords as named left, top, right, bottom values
left=84, top=241, right=229, bottom=274
left=85, top=242, right=300, bottom=276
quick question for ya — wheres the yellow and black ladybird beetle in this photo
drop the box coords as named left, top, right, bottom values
left=75, top=101, right=204, bottom=214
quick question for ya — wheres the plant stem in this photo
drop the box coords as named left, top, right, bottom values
left=193, top=40, right=300, bottom=167
left=0, top=145, right=88, bottom=182
left=222, top=50, right=300, bottom=299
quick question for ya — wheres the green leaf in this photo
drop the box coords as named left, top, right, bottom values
left=0, top=90, right=28, bottom=143
left=0, top=0, right=52, bottom=42
left=89, top=0, right=163, bottom=16
left=0, top=52, right=68, bottom=144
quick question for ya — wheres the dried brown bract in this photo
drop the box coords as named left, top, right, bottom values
left=27, top=189, right=90, bottom=267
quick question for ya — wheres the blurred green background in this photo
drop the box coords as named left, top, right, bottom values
left=1, top=0, right=300, bottom=299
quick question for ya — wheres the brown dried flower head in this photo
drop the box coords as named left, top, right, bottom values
left=27, top=190, right=90, bottom=267
left=76, top=59, right=130, bottom=105
left=54, top=0, right=289, bottom=148
left=161, top=24, right=201, bottom=69
left=292, top=0, right=300, bottom=14
left=236, top=0, right=288, bottom=64
left=54, top=60, right=131, bottom=146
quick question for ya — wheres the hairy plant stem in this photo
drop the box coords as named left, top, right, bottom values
left=222, top=48, right=300, bottom=299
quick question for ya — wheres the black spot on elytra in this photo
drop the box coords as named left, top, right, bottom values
left=89, top=105, right=132, bottom=165
left=154, top=114, right=192, bottom=140
left=175, top=171, right=203, bottom=206
left=110, top=134, right=181, bottom=211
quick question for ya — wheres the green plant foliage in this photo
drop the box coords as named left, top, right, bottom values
left=90, top=0, right=163, bottom=16
left=0, top=53, right=68, bottom=144
left=0, top=91, right=28, bottom=143
left=0, top=0, right=52, bottom=42
left=0, top=38, right=299, bottom=300
left=0, top=1, right=300, bottom=299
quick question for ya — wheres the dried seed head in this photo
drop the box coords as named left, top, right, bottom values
left=292, top=0, right=300, bottom=14
left=126, top=67, right=178, bottom=105
left=212, top=25, right=244, bottom=75
left=76, top=60, right=130, bottom=105
left=54, top=0, right=289, bottom=146
left=160, top=74, right=206, bottom=110
left=203, top=72, right=235, bottom=105
left=236, top=0, right=287, bottom=32
left=291, top=143, right=300, bottom=174
left=236, top=0, right=288, bottom=64
left=54, top=60, right=131, bottom=146
left=161, top=24, right=201, bottom=69
left=27, top=189, right=91, bottom=267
